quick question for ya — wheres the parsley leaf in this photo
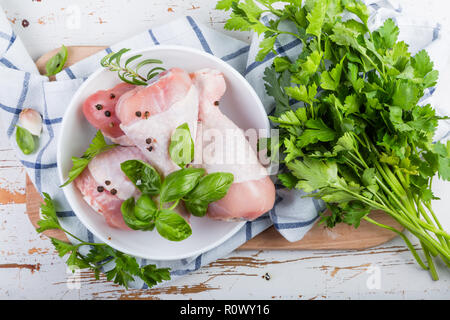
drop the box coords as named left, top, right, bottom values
left=37, top=194, right=171, bottom=289
left=60, top=130, right=117, bottom=187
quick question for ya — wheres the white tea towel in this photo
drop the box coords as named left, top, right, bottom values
left=0, top=1, right=449, bottom=289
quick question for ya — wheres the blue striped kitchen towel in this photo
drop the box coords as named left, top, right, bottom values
left=0, top=0, right=449, bottom=289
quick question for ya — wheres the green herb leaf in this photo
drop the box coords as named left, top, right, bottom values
left=184, top=200, right=209, bottom=217
left=278, top=172, right=298, bottom=189
left=391, top=80, right=421, bottom=110
left=120, top=159, right=161, bottom=195
left=155, top=209, right=192, bottom=241
left=100, top=48, right=164, bottom=86
left=256, top=36, right=277, bottom=61
left=120, top=197, right=155, bottom=231
left=45, top=45, right=68, bottom=77
left=51, top=238, right=76, bottom=257
left=287, top=158, right=339, bottom=193
left=320, top=59, right=343, bottom=91
left=342, top=201, right=371, bottom=228
left=15, top=126, right=36, bottom=155
left=60, top=131, right=117, bottom=187
left=215, top=0, right=235, bottom=10
left=169, top=123, right=195, bottom=168
left=36, top=192, right=61, bottom=233
left=140, top=265, right=171, bottom=288
left=306, top=0, right=327, bottom=37
left=38, top=193, right=171, bottom=289
left=373, top=18, right=399, bottom=50
left=159, top=168, right=205, bottom=203
left=343, top=0, right=370, bottom=26
left=184, top=172, right=234, bottom=217
left=297, top=119, right=336, bottom=148
left=134, top=194, right=158, bottom=222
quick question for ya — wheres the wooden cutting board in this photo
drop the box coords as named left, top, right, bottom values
left=27, top=45, right=402, bottom=250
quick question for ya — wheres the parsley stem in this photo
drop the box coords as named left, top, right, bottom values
left=415, top=196, right=449, bottom=250
left=424, top=201, right=450, bottom=248
left=342, top=155, right=363, bottom=173
left=60, top=226, right=108, bottom=248
left=62, top=229, right=88, bottom=244
left=363, top=216, right=428, bottom=270
left=340, top=186, right=449, bottom=261
left=422, top=244, right=439, bottom=280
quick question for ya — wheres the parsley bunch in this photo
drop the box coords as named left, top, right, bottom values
left=218, top=0, right=450, bottom=279
left=37, top=193, right=171, bottom=289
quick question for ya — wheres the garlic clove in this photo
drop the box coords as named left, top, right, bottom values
left=19, top=108, right=42, bottom=137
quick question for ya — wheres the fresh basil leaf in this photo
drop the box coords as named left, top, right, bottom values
left=60, top=130, right=117, bottom=187
left=45, top=45, right=68, bottom=77
left=185, top=172, right=234, bottom=202
left=134, top=194, right=157, bottom=221
left=15, top=126, right=36, bottom=155
left=155, top=209, right=192, bottom=241
left=120, top=160, right=161, bottom=195
left=159, top=168, right=205, bottom=203
left=183, top=172, right=234, bottom=217
left=169, top=123, right=195, bottom=168
left=120, top=198, right=155, bottom=231
left=184, top=199, right=209, bottom=217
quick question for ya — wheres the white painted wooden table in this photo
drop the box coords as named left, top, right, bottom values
left=0, top=0, right=449, bottom=300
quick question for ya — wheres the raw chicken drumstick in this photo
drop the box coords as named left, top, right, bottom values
left=82, top=82, right=135, bottom=146
left=75, top=146, right=146, bottom=229
left=190, top=69, right=276, bottom=221
left=115, top=68, right=199, bottom=176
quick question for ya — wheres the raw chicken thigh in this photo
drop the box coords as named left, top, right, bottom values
left=191, top=69, right=276, bottom=221
left=116, top=68, right=199, bottom=176
left=75, top=146, right=147, bottom=229
left=82, top=82, right=135, bottom=146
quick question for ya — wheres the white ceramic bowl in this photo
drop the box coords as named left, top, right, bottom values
left=57, top=45, right=270, bottom=260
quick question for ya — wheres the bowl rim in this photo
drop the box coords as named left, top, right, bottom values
left=56, top=44, right=269, bottom=260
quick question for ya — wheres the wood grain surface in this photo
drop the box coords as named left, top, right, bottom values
left=27, top=45, right=403, bottom=250
left=1, top=0, right=449, bottom=300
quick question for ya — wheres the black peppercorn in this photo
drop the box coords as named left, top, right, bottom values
left=214, top=101, right=219, bottom=106
left=110, top=93, right=116, bottom=99
left=97, top=186, right=104, bottom=192
left=147, top=146, right=153, bottom=152
left=110, top=188, right=117, bottom=195
left=146, top=138, right=152, bottom=144
left=105, top=180, right=111, bottom=185
left=105, top=111, right=111, bottom=117
left=135, top=111, right=142, bottom=117
left=95, top=104, right=103, bottom=110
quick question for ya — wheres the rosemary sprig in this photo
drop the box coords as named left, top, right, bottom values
left=100, top=48, right=165, bottom=86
